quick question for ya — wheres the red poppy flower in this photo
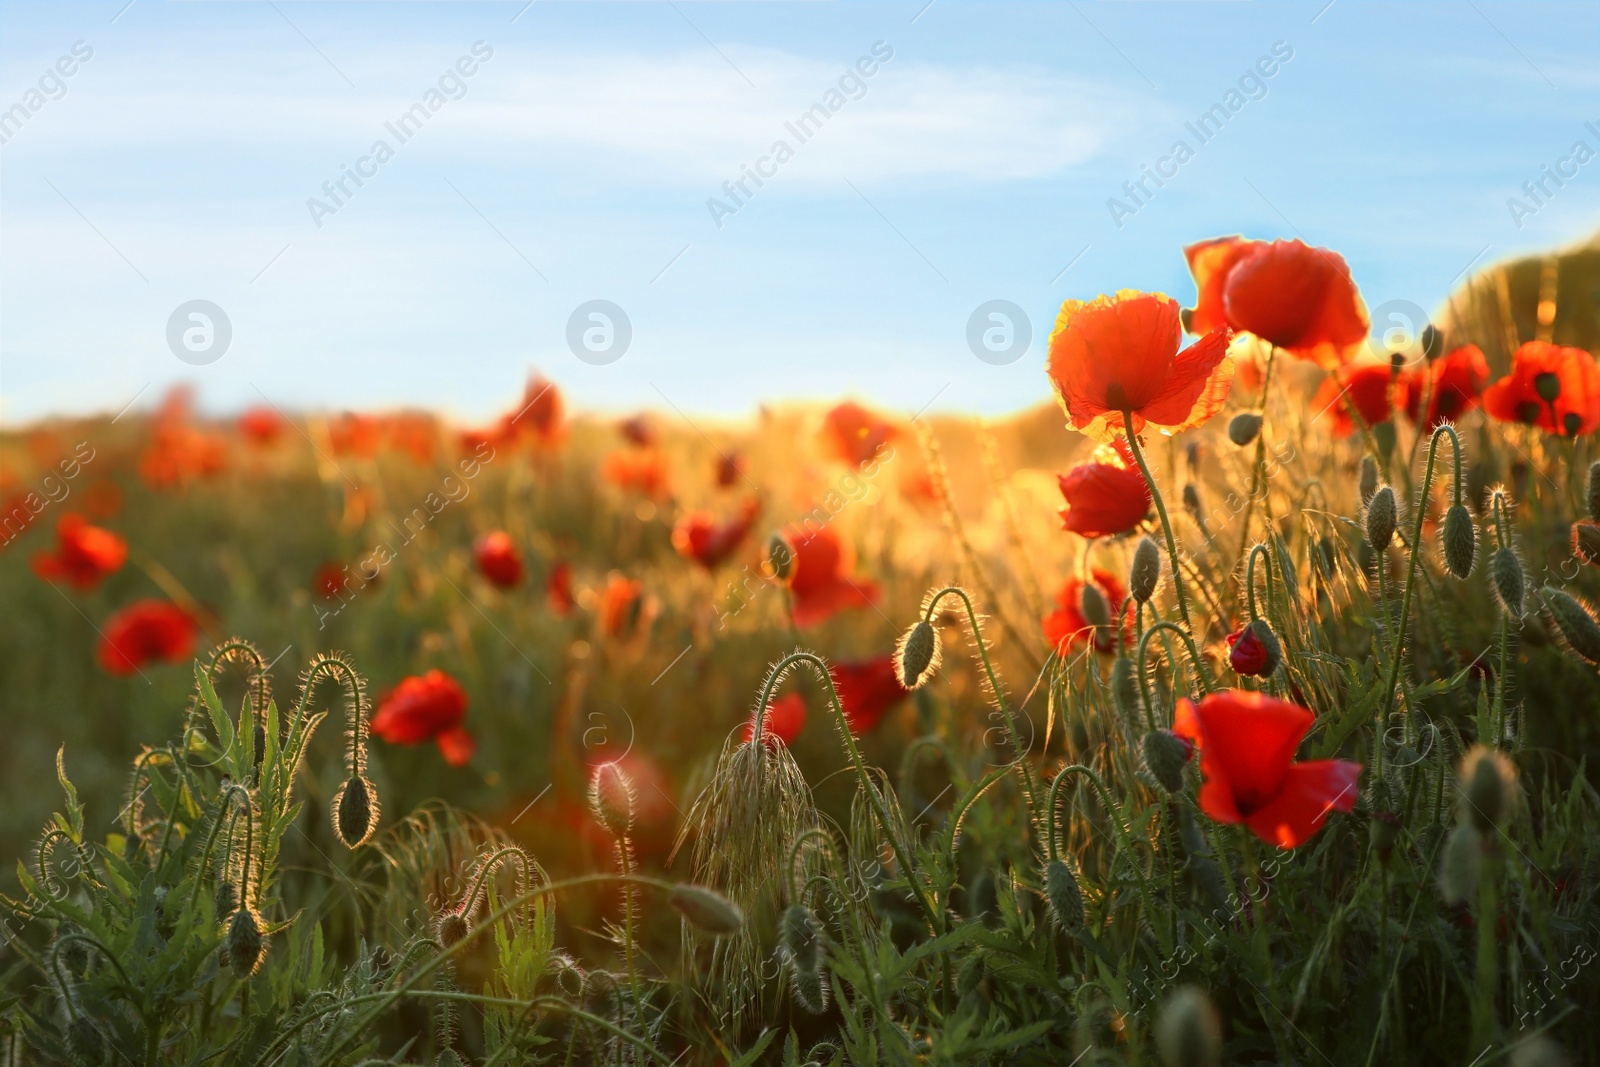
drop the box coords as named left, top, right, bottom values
left=819, top=402, right=897, bottom=468
left=828, top=656, right=909, bottom=734
left=601, top=448, right=670, bottom=499
left=618, top=415, right=655, bottom=448
left=1309, top=362, right=1393, bottom=438
left=236, top=406, right=285, bottom=447
left=371, top=670, right=473, bottom=765
left=744, top=693, right=807, bottom=746
left=547, top=561, right=574, bottom=616
left=313, top=561, right=370, bottom=601
left=328, top=414, right=383, bottom=457
left=1046, top=291, right=1234, bottom=443
left=672, top=500, right=760, bottom=569
left=1482, top=341, right=1600, bottom=437
left=500, top=375, right=565, bottom=448
left=97, top=600, right=197, bottom=676
left=139, top=425, right=227, bottom=489
left=1396, top=345, right=1490, bottom=429
left=31, top=514, right=127, bottom=590
left=1226, top=626, right=1270, bottom=676
left=1184, top=237, right=1369, bottom=369
left=598, top=574, right=646, bottom=637
left=783, top=526, right=880, bottom=628
left=474, top=531, right=524, bottom=589
left=1058, top=440, right=1150, bottom=538
left=1043, top=569, right=1132, bottom=655
left=1173, top=690, right=1362, bottom=848
left=715, top=453, right=744, bottom=488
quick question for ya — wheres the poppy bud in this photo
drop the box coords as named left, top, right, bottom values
left=590, top=761, right=633, bottom=837
left=1227, top=619, right=1281, bottom=677
left=1491, top=548, right=1524, bottom=617
left=334, top=775, right=377, bottom=849
left=1078, top=581, right=1112, bottom=630
left=1157, top=986, right=1223, bottom=1067
left=1370, top=810, right=1401, bottom=863
left=1142, top=729, right=1193, bottom=794
left=1182, top=483, right=1201, bottom=518
left=779, top=904, right=824, bottom=974
left=894, top=620, right=941, bottom=689
left=1439, top=823, right=1481, bottom=905
left=1461, top=746, right=1515, bottom=834
left=226, top=907, right=264, bottom=977
left=1227, top=412, right=1262, bottom=446
left=436, top=1051, right=464, bottom=1067
left=215, top=879, right=238, bottom=918
left=670, top=884, right=744, bottom=935
left=1442, top=504, right=1476, bottom=579
left=1110, top=656, right=1140, bottom=726
left=1534, top=371, right=1561, bottom=403
left=790, top=965, right=829, bottom=1014
left=1373, top=421, right=1397, bottom=464
left=1359, top=456, right=1378, bottom=505
left=1364, top=485, right=1397, bottom=552
left=1421, top=323, right=1444, bottom=362
left=67, top=1016, right=104, bottom=1066
left=767, top=533, right=793, bottom=580
left=436, top=910, right=470, bottom=949
left=1130, top=536, right=1161, bottom=604
left=1542, top=586, right=1600, bottom=664
left=1043, top=858, right=1085, bottom=933
left=1571, top=521, right=1600, bottom=566
left=1588, top=462, right=1600, bottom=523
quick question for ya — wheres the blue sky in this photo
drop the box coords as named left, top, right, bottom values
left=1, top=0, right=1597, bottom=426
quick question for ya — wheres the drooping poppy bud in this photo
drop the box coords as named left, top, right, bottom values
left=1572, top=521, right=1600, bottom=566
left=1226, top=619, right=1281, bottom=677
left=436, top=910, right=470, bottom=949
left=1372, top=421, right=1397, bottom=464
left=1227, top=411, right=1263, bottom=446
left=767, top=533, right=794, bottom=580
left=670, top=884, right=744, bottom=935
left=334, top=775, right=377, bottom=849
left=227, top=908, right=264, bottom=977
left=895, top=620, right=940, bottom=689
left=1043, top=859, right=1085, bottom=933
left=1442, top=504, right=1476, bottom=579
left=1142, top=729, right=1193, bottom=794
left=1130, top=536, right=1161, bottom=604
left=1365, top=486, right=1397, bottom=551
left=1543, top=586, right=1600, bottom=664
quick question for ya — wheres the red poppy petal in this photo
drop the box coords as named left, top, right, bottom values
left=790, top=577, right=880, bottom=628
left=1222, top=240, right=1367, bottom=367
left=1185, top=690, right=1313, bottom=814
left=436, top=726, right=476, bottom=766
left=1184, top=236, right=1256, bottom=337
left=1134, top=327, right=1235, bottom=431
left=1241, top=759, right=1362, bottom=848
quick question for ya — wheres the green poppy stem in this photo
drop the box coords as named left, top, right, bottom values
left=1121, top=413, right=1194, bottom=634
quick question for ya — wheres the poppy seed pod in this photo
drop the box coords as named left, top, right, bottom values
left=1588, top=461, right=1600, bottom=523
left=767, top=533, right=794, bottom=580
left=1130, top=536, right=1162, bottom=604
left=894, top=619, right=941, bottom=689
left=226, top=907, right=264, bottom=977
left=1078, top=580, right=1112, bottom=630
left=1542, top=586, right=1600, bottom=664
left=1461, top=747, right=1515, bottom=834
left=1440, top=823, right=1482, bottom=905
left=1491, top=548, right=1525, bottom=617
left=670, top=884, right=744, bottom=935
left=1043, top=859, right=1085, bottom=933
left=590, top=761, right=634, bottom=838
left=1571, top=521, right=1600, bottom=567
left=1365, top=486, right=1397, bottom=551
left=1442, top=504, right=1476, bottom=579
left=1157, top=986, right=1223, bottom=1067
left=779, top=904, right=824, bottom=974
left=1359, top=456, right=1379, bottom=505
left=1227, top=411, right=1263, bottom=446
left=436, top=910, right=470, bottom=949
left=334, top=775, right=377, bottom=850
left=1142, top=729, right=1193, bottom=794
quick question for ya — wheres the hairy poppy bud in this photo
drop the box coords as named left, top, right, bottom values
left=226, top=907, right=264, bottom=977
left=1572, top=521, right=1600, bottom=566
left=1373, top=421, right=1397, bottom=464
left=436, top=1051, right=464, bottom=1067
left=1078, top=581, right=1112, bottom=630
left=1442, top=504, right=1475, bottom=579
left=1130, top=537, right=1161, bottom=604
left=1365, top=485, right=1397, bottom=552
left=1491, top=548, right=1524, bottom=617
left=779, top=904, right=824, bottom=974
left=334, top=775, right=377, bottom=849
left=1461, top=746, right=1515, bottom=834
left=1440, top=823, right=1482, bottom=905
left=590, top=761, right=634, bottom=838
left=1111, top=656, right=1140, bottom=728
left=1544, top=586, right=1600, bottom=663
left=895, top=620, right=940, bottom=689
left=1043, top=859, right=1085, bottom=933
left=1359, top=456, right=1379, bottom=505
left=436, top=910, right=470, bottom=949
left=1157, top=986, right=1223, bottom=1067
left=791, top=965, right=829, bottom=1014
left=1227, top=619, right=1281, bottom=677
left=767, top=533, right=793, bottom=580
left=1227, top=412, right=1263, bottom=446
left=1142, top=729, right=1193, bottom=794
left=670, top=884, right=744, bottom=935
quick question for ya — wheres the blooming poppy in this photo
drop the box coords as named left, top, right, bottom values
left=1173, top=690, right=1362, bottom=848
left=97, top=600, right=197, bottom=676
left=1043, top=569, right=1132, bottom=655
left=547, top=561, right=574, bottom=616
left=598, top=574, right=646, bottom=638
left=1226, top=624, right=1272, bottom=676
left=370, top=670, right=474, bottom=766
left=1184, top=237, right=1369, bottom=368
left=601, top=448, right=670, bottom=499
left=828, top=656, right=909, bottom=734
left=1046, top=290, right=1234, bottom=443
left=819, top=402, right=897, bottom=469
left=474, top=531, right=524, bottom=588
left=1309, top=362, right=1393, bottom=438
left=744, top=693, right=807, bottom=746
left=672, top=500, right=760, bottom=569
left=31, top=514, right=127, bottom=590
left=236, top=406, right=286, bottom=447
left=328, top=414, right=383, bottom=457
left=1482, top=341, right=1600, bottom=437
left=139, top=425, right=227, bottom=489
left=783, top=526, right=880, bottom=628
left=1057, top=440, right=1150, bottom=538
left=1396, top=344, right=1490, bottom=429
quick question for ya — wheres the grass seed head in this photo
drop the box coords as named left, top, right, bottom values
left=1227, top=411, right=1262, bottom=446
left=1365, top=485, right=1397, bottom=552
left=670, top=884, right=744, bottom=935
left=1157, top=986, right=1222, bottom=1067
left=1443, top=503, right=1476, bottom=578
left=1130, top=536, right=1162, bottom=604
left=1543, top=585, right=1600, bottom=663
left=894, top=619, right=941, bottom=689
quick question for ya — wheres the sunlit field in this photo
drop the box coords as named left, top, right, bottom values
left=3, top=232, right=1599, bottom=1066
